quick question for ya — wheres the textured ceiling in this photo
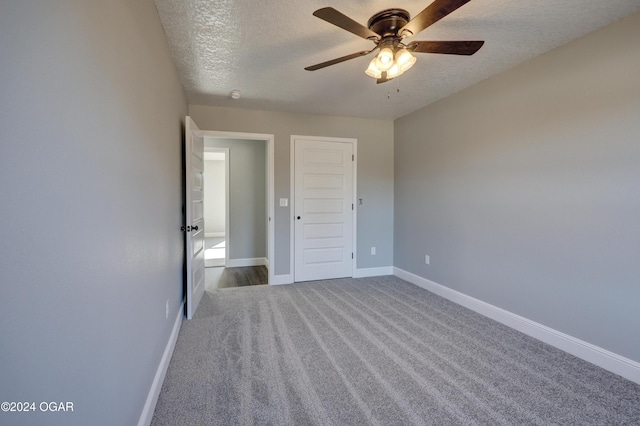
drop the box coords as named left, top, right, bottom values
left=154, top=0, right=640, bottom=120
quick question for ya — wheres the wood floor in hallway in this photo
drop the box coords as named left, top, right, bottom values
left=205, top=266, right=268, bottom=290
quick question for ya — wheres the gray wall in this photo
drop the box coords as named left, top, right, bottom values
left=0, top=1, right=187, bottom=425
left=394, top=13, right=640, bottom=363
left=205, top=139, right=266, bottom=260
left=204, top=159, right=226, bottom=235
left=190, top=106, right=395, bottom=275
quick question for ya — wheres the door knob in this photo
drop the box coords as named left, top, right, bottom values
left=192, top=225, right=199, bottom=231
left=297, top=216, right=301, bottom=220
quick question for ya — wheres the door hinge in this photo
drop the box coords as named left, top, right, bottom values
left=352, top=154, right=354, bottom=161
left=352, top=203, right=354, bottom=210
left=352, top=253, right=354, bottom=259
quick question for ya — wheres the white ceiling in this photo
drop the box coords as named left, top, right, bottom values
left=154, top=0, right=640, bottom=120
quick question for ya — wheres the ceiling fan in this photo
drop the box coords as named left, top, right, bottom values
left=305, top=0, right=484, bottom=84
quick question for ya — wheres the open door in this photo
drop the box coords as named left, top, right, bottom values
left=185, top=117, right=205, bottom=319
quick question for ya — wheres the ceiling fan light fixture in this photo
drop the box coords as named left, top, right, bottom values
left=386, top=63, right=401, bottom=79
left=375, top=46, right=394, bottom=72
left=366, top=45, right=416, bottom=81
left=365, top=58, right=383, bottom=79
left=395, top=48, right=417, bottom=73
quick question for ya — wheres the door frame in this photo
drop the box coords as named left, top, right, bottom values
left=202, top=131, right=275, bottom=285
left=203, top=147, right=229, bottom=268
left=290, top=135, right=358, bottom=281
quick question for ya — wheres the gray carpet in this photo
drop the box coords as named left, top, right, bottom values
left=152, top=276, right=640, bottom=425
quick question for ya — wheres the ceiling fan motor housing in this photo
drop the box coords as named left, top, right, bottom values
left=367, top=9, right=410, bottom=39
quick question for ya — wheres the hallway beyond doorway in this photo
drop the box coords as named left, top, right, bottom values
left=204, top=237, right=225, bottom=267
left=205, top=266, right=268, bottom=290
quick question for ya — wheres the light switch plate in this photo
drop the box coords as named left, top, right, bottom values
left=279, top=198, right=288, bottom=207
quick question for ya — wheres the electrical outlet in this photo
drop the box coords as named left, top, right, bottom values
left=371, top=247, right=376, bottom=255
left=425, top=255, right=430, bottom=265
left=165, top=300, right=170, bottom=319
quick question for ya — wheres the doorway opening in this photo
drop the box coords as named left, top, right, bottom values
left=202, top=131, right=275, bottom=289
left=203, top=148, right=228, bottom=268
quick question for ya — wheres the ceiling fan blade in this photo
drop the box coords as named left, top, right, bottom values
left=313, top=7, right=381, bottom=41
left=305, top=49, right=375, bottom=71
left=399, top=0, right=473, bottom=37
left=408, top=40, right=484, bottom=55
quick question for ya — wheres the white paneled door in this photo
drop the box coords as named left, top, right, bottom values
left=185, top=117, right=205, bottom=319
left=294, top=136, right=355, bottom=282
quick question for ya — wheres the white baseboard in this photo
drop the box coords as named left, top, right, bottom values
left=270, top=267, right=391, bottom=285
left=138, top=302, right=184, bottom=426
left=354, top=266, right=394, bottom=278
left=205, top=232, right=225, bottom=238
left=270, top=274, right=294, bottom=285
left=228, top=257, right=267, bottom=268
left=394, top=267, right=640, bottom=385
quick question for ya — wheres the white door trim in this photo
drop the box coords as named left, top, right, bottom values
left=290, top=135, right=357, bottom=281
left=201, top=130, right=275, bottom=286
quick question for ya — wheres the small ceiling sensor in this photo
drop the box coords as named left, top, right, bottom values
left=230, top=89, right=241, bottom=100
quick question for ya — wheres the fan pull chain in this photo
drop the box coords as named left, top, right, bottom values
left=387, top=76, right=401, bottom=100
